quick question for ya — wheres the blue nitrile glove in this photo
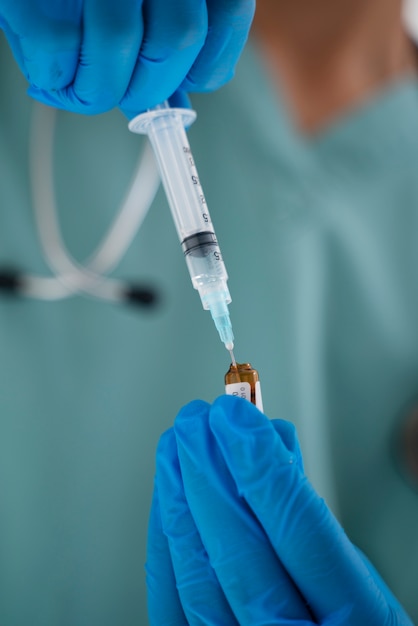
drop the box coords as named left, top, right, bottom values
left=0, top=0, right=255, bottom=116
left=147, top=395, right=413, bottom=625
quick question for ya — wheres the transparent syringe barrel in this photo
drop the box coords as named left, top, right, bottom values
left=129, top=106, right=231, bottom=310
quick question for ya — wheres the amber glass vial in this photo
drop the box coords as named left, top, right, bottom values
left=224, top=362, right=263, bottom=411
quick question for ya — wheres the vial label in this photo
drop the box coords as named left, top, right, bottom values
left=225, top=381, right=264, bottom=412
left=255, top=381, right=264, bottom=413
left=225, top=382, right=251, bottom=401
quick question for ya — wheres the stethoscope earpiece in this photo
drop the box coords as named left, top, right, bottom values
left=0, top=268, right=21, bottom=293
left=124, top=284, right=160, bottom=308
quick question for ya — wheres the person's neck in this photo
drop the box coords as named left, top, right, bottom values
left=252, top=0, right=417, bottom=133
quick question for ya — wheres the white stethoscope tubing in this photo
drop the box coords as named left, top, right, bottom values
left=23, top=102, right=160, bottom=302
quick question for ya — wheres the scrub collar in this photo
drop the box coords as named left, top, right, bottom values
left=235, top=39, right=418, bottom=178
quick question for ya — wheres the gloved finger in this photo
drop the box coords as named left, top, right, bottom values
left=167, top=89, right=191, bottom=110
left=271, top=418, right=305, bottom=473
left=0, top=0, right=82, bottom=90
left=156, top=425, right=239, bottom=625
left=120, top=0, right=208, bottom=119
left=209, top=396, right=398, bottom=625
left=28, top=0, right=143, bottom=114
left=181, top=0, right=255, bottom=92
left=354, top=547, right=414, bottom=622
left=146, top=478, right=188, bottom=626
left=174, top=400, right=313, bottom=625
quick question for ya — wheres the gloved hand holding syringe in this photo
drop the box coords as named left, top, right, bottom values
left=129, top=101, right=235, bottom=362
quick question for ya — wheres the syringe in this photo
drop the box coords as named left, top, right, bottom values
left=129, top=102, right=234, bottom=353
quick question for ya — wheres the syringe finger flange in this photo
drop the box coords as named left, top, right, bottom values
left=128, top=107, right=197, bottom=135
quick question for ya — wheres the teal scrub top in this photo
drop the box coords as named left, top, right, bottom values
left=1, top=31, right=418, bottom=625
